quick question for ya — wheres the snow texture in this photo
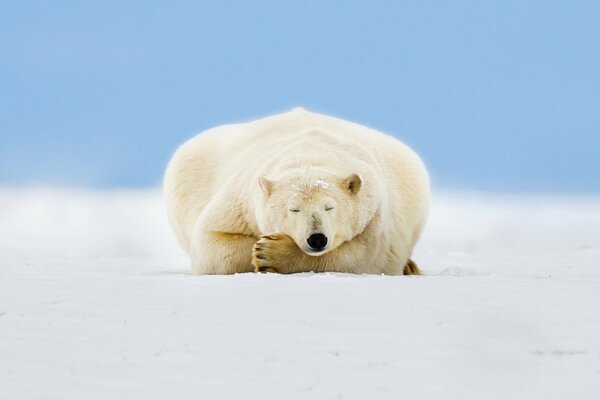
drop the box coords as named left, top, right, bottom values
left=1, top=187, right=599, bottom=399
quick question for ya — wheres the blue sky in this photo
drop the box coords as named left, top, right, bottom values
left=1, top=1, right=599, bottom=192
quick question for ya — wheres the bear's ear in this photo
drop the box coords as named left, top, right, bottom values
left=258, top=176, right=274, bottom=197
left=341, top=173, right=362, bottom=195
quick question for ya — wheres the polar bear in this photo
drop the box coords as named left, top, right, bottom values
left=164, top=108, right=429, bottom=275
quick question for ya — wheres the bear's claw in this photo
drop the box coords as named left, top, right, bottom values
left=402, top=259, right=421, bottom=275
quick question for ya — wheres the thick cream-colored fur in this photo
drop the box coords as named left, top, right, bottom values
left=164, top=108, right=430, bottom=275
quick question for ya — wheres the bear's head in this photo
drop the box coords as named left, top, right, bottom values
left=256, top=168, right=379, bottom=256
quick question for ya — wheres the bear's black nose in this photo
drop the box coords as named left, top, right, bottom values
left=307, top=233, right=328, bottom=251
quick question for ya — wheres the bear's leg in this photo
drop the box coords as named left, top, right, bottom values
left=191, top=232, right=258, bottom=274
left=402, top=259, right=421, bottom=275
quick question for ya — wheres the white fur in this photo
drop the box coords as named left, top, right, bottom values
left=164, top=108, right=430, bottom=275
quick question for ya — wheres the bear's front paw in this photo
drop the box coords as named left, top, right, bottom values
left=252, top=233, right=297, bottom=273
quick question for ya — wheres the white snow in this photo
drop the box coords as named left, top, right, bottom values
left=1, top=187, right=599, bottom=399
left=314, top=179, right=332, bottom=190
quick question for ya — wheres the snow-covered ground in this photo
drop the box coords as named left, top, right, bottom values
left=1, top=187, right=599, bottom=399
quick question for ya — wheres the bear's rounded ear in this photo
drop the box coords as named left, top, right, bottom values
left=258, top=176, right=274, bottom=197
left=341, top=173, right=362, bottom=195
